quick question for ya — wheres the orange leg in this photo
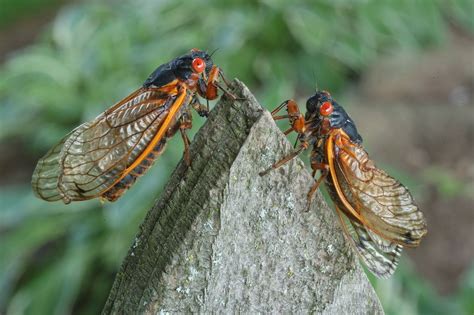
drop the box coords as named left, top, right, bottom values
left=259, top=142, right=308, bottom=176
left=218, top=69, right=232, bottom=88
left=202, top=65, right=220, bottom=100
left=173, top=111, right=193, bottom=166
left=273, top=114, right=290, bottom=120
left=215, top=80, right=246, bottom=102
left=305, top=166, right=329, bottom=211
left=271, top=101, right=290, bottom=116
left=191, top=97, right=209, bottom=117
left=273, top=115, right=297, bottom=135
left=283, top=127, right=295, bottom=135
left=260, top=100, right=309, bottom=176
left=180, top=128, right=191, bottom=166
left=203, top=66, right=243, bottom=101
left=298, top=156, right=329, bottom=211
left=270, top=100, right=306, bottom=135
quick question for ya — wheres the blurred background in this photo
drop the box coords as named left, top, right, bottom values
left=0, top=0, right=473, bottom=314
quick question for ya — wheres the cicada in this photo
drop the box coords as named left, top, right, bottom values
left=32, top=49, right=229, bottom=204
left=260, top=91, right=427, bottom=278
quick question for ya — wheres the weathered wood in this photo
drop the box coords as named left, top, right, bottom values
left=102, top=80, right=384, bottom=314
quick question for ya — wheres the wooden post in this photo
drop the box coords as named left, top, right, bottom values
left=102, top=80, right=383, bottom=314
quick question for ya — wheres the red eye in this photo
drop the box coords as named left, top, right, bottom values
left=192, top=57, right=206, bottom=73
left=319, top=101, right=333, bottom=116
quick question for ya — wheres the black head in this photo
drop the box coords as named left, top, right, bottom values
left=306, top=91, right=363, bottom=144
left=143, top=49, right=214, bottom=88
left=306, top=90, right=332, bottom=114
left=173, top=48, right=214, bottom=80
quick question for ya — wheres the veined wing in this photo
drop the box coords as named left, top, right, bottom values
left=335, top=207, right=402, bottom=278
left=31, top=132, right=73, bottom=201
left=328, top=130, right=427, bottom=247
left=32, top=87, right=186, bottom=203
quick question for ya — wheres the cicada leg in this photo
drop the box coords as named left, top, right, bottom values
left=205, top=66, right=244, bottom=101
left=191, top=96, right=209, bottom=117
left=180, top=128, right=192, bottom=166
left=305, top=161, right=329, bottom=211
left=165, top=108, right=193, bottom=166
left=270, top=100, right=291, bottom=116
left=270, top=105, right=295, bottom=135
left=300, top=142, right=330, bottom=210
left=217, top=69, right=246, bottom=102
left=269, top=100, right=306, bottom=136
left=259, top=141, right=309, bottom=176
left=201, top=65, right=220, bottom=100
left=178, top=113, right=193, bottom=166
left=218, top=69, right=232, bottom=89
left=260, top=100, right=309, bottom=176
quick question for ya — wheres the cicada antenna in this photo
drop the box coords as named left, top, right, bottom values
left=311, top=68, right=320, bottom=92
left=209, top=48, right=219, bottom=58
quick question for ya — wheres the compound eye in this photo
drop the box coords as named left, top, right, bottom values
left=319, top=101, right=333, bottom=116
left=191, top=57, right=206, bottom=73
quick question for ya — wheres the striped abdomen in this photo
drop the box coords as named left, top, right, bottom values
left=101, top=139, right=167, bottom=201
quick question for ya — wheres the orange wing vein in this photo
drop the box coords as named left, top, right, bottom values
left=32, top=86, right=188, bottom=203
left=327, top=130, right=427, bottom=247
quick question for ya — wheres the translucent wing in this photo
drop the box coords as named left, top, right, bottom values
left=329, top=131, right=427, bottom=247
left=31, top=132, right=73, bottom=201
left=32, top=87, right=184, bottom=203
left=335, top=207, right=402, bottom=278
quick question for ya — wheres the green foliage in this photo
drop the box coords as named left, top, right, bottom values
left=0, top=0, right=472, bottom=313
left=446, top=0, right=474, bottom=32
left=371, top=260, right=474, bottom=315
left=422, top=166, right=470, bottom=199
left=0, top=0, right=64, bottom=27
left=3, top=0, right=472, bottom=151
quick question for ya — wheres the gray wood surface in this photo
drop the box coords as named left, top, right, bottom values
left=103, top=80, right=383, bottom=314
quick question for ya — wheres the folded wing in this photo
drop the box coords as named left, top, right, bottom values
left=335, top=208, right=402, bottom=278
left=32, top=88, right=176, bottom=203
left=331, top=132, right=427, bottom=247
